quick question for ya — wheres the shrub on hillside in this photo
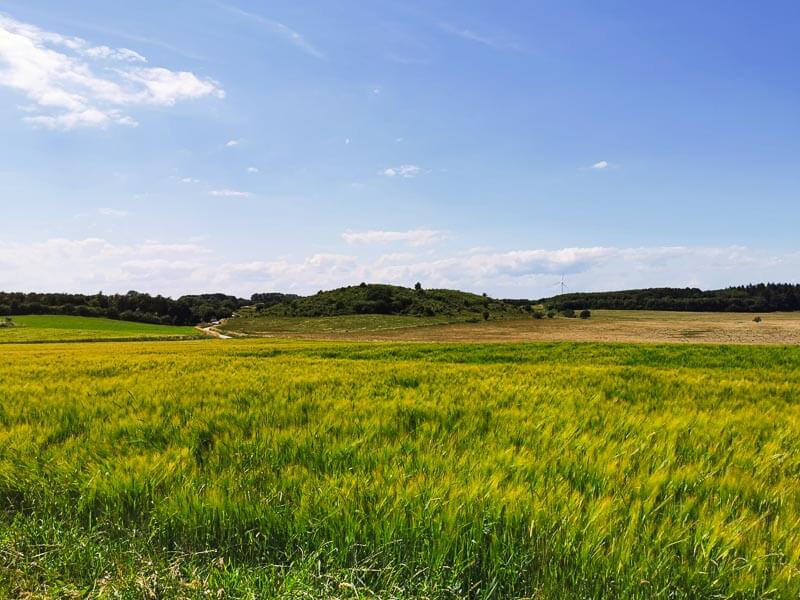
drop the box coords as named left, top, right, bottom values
left=580, top=309, right=591, bottom=319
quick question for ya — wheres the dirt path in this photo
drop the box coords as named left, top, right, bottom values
left=196, top=323, right=232, bottom=339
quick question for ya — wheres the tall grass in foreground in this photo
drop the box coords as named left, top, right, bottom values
left=1, top=340, right=799, bottom=598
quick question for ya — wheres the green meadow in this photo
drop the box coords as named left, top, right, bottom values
left=1, top=338, right=799, bottom=598
left=0, top=315, right=200, bottom=343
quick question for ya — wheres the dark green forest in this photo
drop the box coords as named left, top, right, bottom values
left=0, top=291, right=253, bottom=325
left=535, top=283, right=800, bottom=312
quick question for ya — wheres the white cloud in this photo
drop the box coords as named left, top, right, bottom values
left=0, top=238, right=798, bottom=298
left=366, top=246, right=764, bottom=294
left=97, top=207, right=129, bottom=217
left=0, top=238, right=212, bottom=296
left=591, top=160, right=609, bottom=170
left=342, top=228, right=446, bottom=247
left=0, top=13, right=223, bottom=129
left=246, top=167, right=259, bottom=174
left=180, top=177, right=200, bottom=184
left=383, top=164, right=422, bottom=178
left=122, top=67, right=224, bottom=106
left=83, top=45, right=146, bottom=63
left=216, top=2, right=324, bottom=59
left=225, top=139, right=240, bottom=147
left=209, top=189, right=251, bottom=198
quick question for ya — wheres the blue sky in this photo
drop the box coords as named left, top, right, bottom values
left=1, top=1, right=798, bottom=298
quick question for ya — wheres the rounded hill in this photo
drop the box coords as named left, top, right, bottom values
left=254, top=283, right=525, bottom=318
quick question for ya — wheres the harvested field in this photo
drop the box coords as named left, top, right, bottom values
left=221, top=310, right=800, bottom=345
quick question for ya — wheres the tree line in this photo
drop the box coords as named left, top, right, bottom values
left=0, top=291, right=251, bottom=325
left=4, top=283, right=798, bottom=325
left=537, top=284, right=800, bottom=313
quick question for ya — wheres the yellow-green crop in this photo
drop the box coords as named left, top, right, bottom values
left=1, top=339, right=799, bottom=598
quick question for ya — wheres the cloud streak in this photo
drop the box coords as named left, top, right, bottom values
left=383, top=164, right=422, bottom=178
left=98, top=208, right=129, bottom=217
left=0, top=13, right=224, bottom=129
left=209, top=189, right=251, bottom=198
left=439, top=23, right=523, bottom=52
left=215, top=2, right=324, bottom=59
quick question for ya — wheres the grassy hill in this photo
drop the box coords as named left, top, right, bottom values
left=255, top=283, right=528, bottom=319
left=0, top=315, right=201, bottom=343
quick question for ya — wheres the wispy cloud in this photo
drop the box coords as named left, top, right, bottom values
left=383, top=164, right=422, bottom=178
left=45, top=16, right=205, bottom=61
left=246, top=166, right=259, bottom=174
left=209, top=189, right=251, bottom=198
left=225, top=139, right=241, bottom=148
left=386, top=54, right=429, bottom=66
left=342, top=228, right=446, bottom=247
left=215, top=2, right=324, bottom=59
left=97, top=207, right=129, bottom=217
left=439, top=23, right=523, bottom=52
left=591, top=160, right=609, bottom=170
left=0, top=13, right=224, bottom=130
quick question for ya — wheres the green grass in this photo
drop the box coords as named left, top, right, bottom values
left=1, top=339, right=800, bottom=598
left=0, top=315, right=200, bottom=343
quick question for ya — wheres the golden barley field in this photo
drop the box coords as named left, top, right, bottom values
left=2, top=338, right=800, bottom=598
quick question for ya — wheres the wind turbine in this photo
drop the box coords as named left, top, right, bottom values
left=555, top=274, right=568, bottom=295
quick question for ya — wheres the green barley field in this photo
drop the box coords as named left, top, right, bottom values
left=2, top=338, right=800, bottom=598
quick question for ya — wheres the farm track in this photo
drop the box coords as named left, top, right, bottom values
left=197, top=322, right=232, bottom=339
